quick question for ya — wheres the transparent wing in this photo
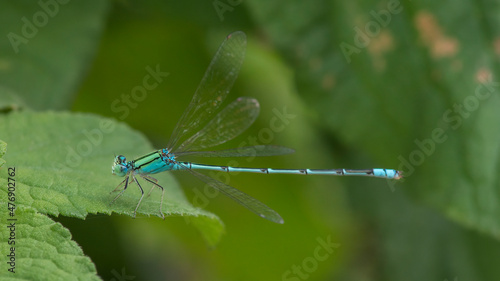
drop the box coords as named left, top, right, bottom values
left=175, top=97, right=259, bottom=153
left=167, top=31, right=247, bottom=151
left=178, top=162, right=284, bottom=224
left=175, top=145, right=295, bottom=158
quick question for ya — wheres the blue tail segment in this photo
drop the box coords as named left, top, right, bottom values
left=183, top=163, right=402, bottom=180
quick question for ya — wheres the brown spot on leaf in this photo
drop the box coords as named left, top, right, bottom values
left=367, top=30, right=394, bottom=71
left=308, top=58, right=322, bottom=72
left=475, top=68, right=492, bottom=83
left=415, top=11, right=459, bottom=58
left=322, top=73, right=336, bottom=90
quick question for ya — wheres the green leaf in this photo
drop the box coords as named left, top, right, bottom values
left=0, top=207, right=100, bottom=280
left=359, top=186, right=500, bottom=281
left=245, top=0, right=500, bottom=280
left=247, top=0, right=500, bottom=239
left=0, top=0, right=109, bottom=110
left=0, top=111, right=223, bottom=245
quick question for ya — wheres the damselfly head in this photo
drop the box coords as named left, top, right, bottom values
left=112, top=155, right=129, bottom=177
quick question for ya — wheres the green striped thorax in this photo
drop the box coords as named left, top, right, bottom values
left=112, top=155, right=130, bottom=177
left=112, top=149, right=179, bottom=178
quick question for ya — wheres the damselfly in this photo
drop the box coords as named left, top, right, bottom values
left=111, top=31, right=402, bottom=224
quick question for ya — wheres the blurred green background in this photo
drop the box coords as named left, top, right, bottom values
left=2, top=0, right=500, bottom=280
